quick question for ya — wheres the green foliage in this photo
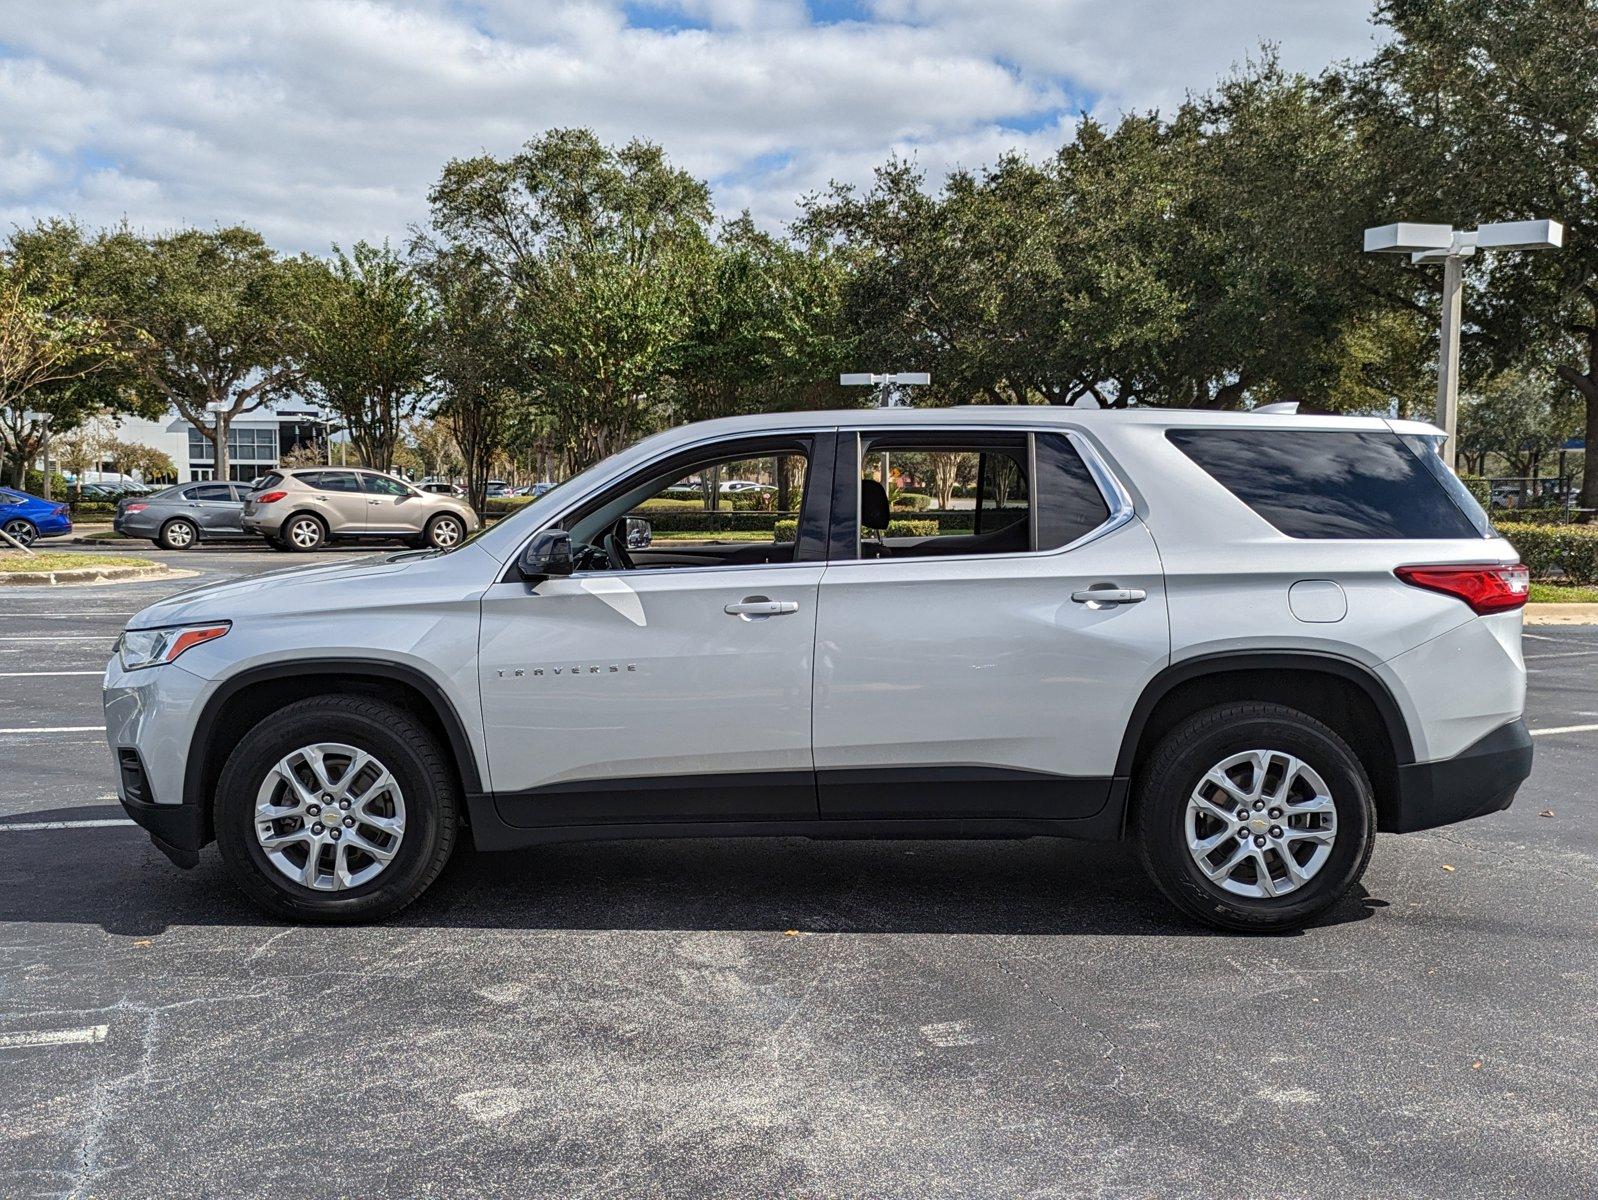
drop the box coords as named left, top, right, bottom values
left=1497, top=521, right=1598, bottom=585
left=892, top=492, right=933, bottom=511
left=299, top=241, right=431, bottom=470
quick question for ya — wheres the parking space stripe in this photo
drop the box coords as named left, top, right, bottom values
left=1528, top=723, right=1598, bottom=737
left=0, top=725, right=105, bottom=734
left=0, top=635, right=114, bottom=642
left=0, top=818, right=134, bottom=831
left=0, top=1025, right=109, bottom=1049
left=0, top=671, right=103, bottom=677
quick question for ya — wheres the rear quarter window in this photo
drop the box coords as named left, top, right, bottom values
left=1167, top=428, right=1485, bottom=540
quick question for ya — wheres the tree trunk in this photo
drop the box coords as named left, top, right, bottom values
left=1559, top=328, right=1598, bottom=515
left=212, top=412, right=232, bottom=483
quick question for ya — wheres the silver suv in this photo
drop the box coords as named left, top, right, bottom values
left=106, top=409, right=1532, bottom=930
left=242, top=468, right=478, bottom=551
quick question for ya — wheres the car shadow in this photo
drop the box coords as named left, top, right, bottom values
left=0, top=826, right=1379, bottom=939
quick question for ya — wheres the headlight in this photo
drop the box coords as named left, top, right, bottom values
left=116, top=623, right=231, bottom=671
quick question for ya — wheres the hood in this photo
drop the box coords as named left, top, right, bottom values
left=126, top=545, right=498, bottom=629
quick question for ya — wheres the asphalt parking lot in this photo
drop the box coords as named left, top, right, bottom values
left=2, top=542, right=1596, bottom=1199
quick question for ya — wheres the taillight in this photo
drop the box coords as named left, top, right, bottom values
left=255, top=490, right=287, bottom=503
left=124, top=502, right=148, bottom=514
left=1395, top=563, right=1529, bottom=615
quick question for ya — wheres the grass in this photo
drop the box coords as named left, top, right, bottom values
left=648, top=530, right=777, bottom=543
left=0, top=551, right=155, bottom=574
left=1528, top=582, right=1598, bottom=603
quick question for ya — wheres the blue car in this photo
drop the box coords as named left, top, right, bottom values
left=0, top=486, right=72, bottom=547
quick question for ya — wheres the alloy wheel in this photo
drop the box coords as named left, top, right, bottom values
left=288, top=517, right=322, bottom=549
left=429, top=516, right=463, bottom=548
left=3, top=518, right=37, bottom=547
left=253, top=742, right=407, bottom=891
left=164, top=520, right=195, bottom=549
left=1184, top=749, right=1337, bottom=899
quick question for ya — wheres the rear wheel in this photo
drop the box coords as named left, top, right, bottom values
left=424, top=513, right=465, bottom=549
left=214, top=696, right=459, bottom=922
left=1135, top=702, right=1375, bottom=933
left=158, top=518, right=198, bottom=551
left=281, top=513, right=325, bottom=552
left=2, top=517, right=38, bottom=547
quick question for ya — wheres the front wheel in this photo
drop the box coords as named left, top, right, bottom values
left=1135, top=702, right=1375, bottom=933
left=424, top=513, right=465, bottom=549
left=214, top=696, right=459, bottom=922
left=2, top=517, right=38, bottom=548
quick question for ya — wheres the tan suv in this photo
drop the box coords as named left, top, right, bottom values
left=242, top=469, right=479, bottom=551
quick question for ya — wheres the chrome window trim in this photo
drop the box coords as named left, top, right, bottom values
left=834, top=425, right=1134, bottom=570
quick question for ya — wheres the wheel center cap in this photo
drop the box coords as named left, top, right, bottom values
left=1249, top=817, right=1269, bottom=833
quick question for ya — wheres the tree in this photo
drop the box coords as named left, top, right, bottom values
left=1459, top=366, right=1581, bottom=478
left=93, top=226, right=309, bottom=482
left=421, top=250, right=522, bottom=511
left=299, top=241, right=432, bottom=472
left=673, top=215, right=852, bottom=422
left=1350, top=0, right=1598, bottom=505
left=425, top=128, right=716, bottom=472
left=0, top=225, right=137, bottom=492
left=404, top=415, right=463, bottom=481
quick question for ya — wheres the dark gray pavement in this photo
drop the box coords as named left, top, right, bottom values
left=1, top=544, right=1595, bottom=1198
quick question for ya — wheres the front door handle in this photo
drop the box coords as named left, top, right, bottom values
left=1071, top=586, right=1147, bottom=607
left=724, top=596, right=800, bottom=619
left=367, top=499, right=382, bottom=505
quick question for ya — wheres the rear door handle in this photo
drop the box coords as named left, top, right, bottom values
left=1071, top=587, right=1147, bottom=606
left=724, top=596, right=800, bottom=618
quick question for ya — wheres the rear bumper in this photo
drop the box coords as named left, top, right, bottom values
left=1387, top=719, right=1532, bottom=833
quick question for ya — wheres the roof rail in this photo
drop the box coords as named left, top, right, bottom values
left=1253, top=401, right=1300, bottom=415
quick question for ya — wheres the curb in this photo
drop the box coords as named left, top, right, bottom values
left=1525, top=603, right=1598, bottom=626
left=0, top=564, right=177, bottom=587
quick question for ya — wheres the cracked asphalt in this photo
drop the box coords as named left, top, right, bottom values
left=1, top=544, right=1596, bottom=1199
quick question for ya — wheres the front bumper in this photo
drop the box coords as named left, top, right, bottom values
left=105, top=659, right=213, bottom=865
left=1387, top=719, right=1532, bottom=833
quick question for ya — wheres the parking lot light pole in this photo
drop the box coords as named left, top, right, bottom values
left=1364, top=220, right=1563, bottom=466
left=840, top=372, right=930, bottom=487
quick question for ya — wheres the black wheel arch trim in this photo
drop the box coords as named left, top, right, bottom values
left=1115, top=650, right=1416, bottom=778
left=182, top=658, right=486, bottom=817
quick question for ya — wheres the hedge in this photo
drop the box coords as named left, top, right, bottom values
left=772, top=518, right=940, bottom=541
left=1498, top=521, right=1598, bottom=585
left=892, top=492, right=934, bottom=511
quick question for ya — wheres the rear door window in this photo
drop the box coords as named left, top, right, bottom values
left=189, top=484, right=234, bottom=502
left=300, top=470, right=361, bottom=493
left=1167, top=428, right=1485, bottom=540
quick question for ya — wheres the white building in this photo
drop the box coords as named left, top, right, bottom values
left=113, top=403, right=338, bottom=483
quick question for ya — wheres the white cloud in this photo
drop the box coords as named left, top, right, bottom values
left=0, top=0, right=1380, bottom=253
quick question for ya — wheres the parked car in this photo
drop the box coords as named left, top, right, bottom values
left=106, top=408, right=1531, bottom=930
left=485, top=480, right=512, bottom=499
left=114, top=483, right=255, bottom=550
left=419, top=481, right=465, bottom=497
left=0, top=486, right=72, bottom=546
left=240, top=468, right=479, bottom=551
left=718, top=479, right=776, bottom=494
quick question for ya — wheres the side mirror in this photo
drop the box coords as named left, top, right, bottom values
left=518, top=529, right=573, bottom=580
left=624, top=516, right=652, bottom=549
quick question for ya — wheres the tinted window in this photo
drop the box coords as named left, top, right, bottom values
left=1035, top=433, right=1111, bottom=548
left=1167, top=429, right=1484, bottom=540
left=188, top=484, right=234, bottom=502
left=361, top=473, right=414, bottom=496
left=299, top=470, right=361, bottom=493
left=253, top=473, right=284, bottom=492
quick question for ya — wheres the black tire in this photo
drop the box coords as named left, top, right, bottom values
left=424, top=513, right=466, bottom=550
left=158, top=518, right=199, bottom=551
left=264, top=536, right=292, bottom=552
left=280, top=512, right=325, bottom=552
left=214, top=696, right=460, bottom=923
left=2, top=517, right=38, bottom=548
left=1134, top=702, right=1376, bottom=933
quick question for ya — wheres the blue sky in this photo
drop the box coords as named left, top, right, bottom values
left=0, top=1, right=1382, bottom=254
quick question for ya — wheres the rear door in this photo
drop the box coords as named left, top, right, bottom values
left=811, top=425, right=1170, bottom=822
left=185, top=484, right=240, bottom=537
left=302, top=470, right=366, bottom=533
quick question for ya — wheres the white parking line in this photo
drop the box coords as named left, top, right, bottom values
left=0, top=671, right=103, bottom=677
left=0, top=818, right=134, bottom=831
left=1524, top=649, right=1598, bottom=661
left=0, top=635, right=113, bottom=642
left=0, top=1025, right=109, bottom=1049
left=1528, top=723, right=1598, bottom=737
left=0, top=725, right=105, bottom=734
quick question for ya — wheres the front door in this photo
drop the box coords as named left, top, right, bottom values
left=360, top=472, right=422, bottom=534
left=811, top=426, right=1170, bottom=822
left=477, top=432, right=835, bottom=828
